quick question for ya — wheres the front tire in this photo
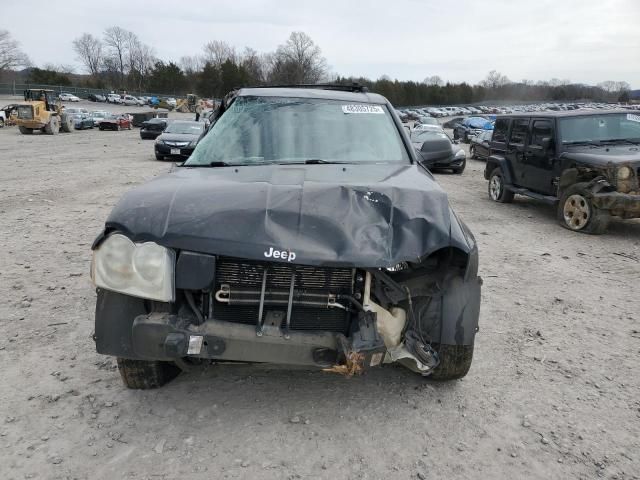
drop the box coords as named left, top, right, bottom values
left=155, top=153, right=164, bottom=160
left=60, top=114, right=74, bottom=133
left=488, top=167, right=514, bottom=203
left=469, top=146, right=476, bottom=159
left=116, top=358, right=181, bottom=389
left=44, top=116, right=60, bottom=135
left=19, top=126, right=33, bottom=134
left=429, top=344, right=474, bottom=381
left=557, top=183, right=610, bottom=234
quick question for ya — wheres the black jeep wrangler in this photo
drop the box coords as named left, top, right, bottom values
left=485, top=111, right=640, bottom=233
left=91, top=85, right=481, bottom=389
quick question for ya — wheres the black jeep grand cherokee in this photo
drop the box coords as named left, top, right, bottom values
left=485, top=111, right=640, bottom=234
left=91, top=85, right=481, bottom=389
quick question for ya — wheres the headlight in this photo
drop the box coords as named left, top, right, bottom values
left=454, top=149, right=466, bottom=159
left=91, top=234, right=175, bottom=302
left=189, top=140, right=198, bottom=148
left=617, top=166, right=632, bottom=181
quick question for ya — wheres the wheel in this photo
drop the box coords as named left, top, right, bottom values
left=19, top=126, right=33, bottom=134
left=452, top=158, right=466, bottom=174
left=429, top=344, right=474, bottom=381
left=469, top=146, right=476, bottom=159
left=44, top=116, right=60, bottom=135
left=60, top=114, right=74, bottom=133
left=99, top=126, right=104, bottom=131
left=117, top=124, right=121, bottom=131
left=0, top=118, right=4, bottom=128
left=453, top=130, right=459, bottom=140
left=488, top=167, right=514, bottom=203
left=128, top=124, right=132, bottom=130
left=557, top=183, right=610, bottom=234
left=155, top=153, right=164, bottom=160
left=463, top=132, right=469, bottom=143
left=116, top=358, right=181, bottom=389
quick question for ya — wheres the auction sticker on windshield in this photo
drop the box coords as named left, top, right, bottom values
left=627, top=113, right=640, bottom=123
left=342, top=105, right=385, bottom=114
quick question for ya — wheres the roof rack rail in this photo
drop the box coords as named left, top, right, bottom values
left=239, top=83, right=369, bottom=93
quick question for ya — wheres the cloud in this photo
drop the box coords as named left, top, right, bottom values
left=4, top=0, right=639, bottom=87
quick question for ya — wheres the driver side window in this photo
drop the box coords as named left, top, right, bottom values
left=530, top=120, right=554, bottom=147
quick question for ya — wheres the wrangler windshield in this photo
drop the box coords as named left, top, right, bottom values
left=559, top=113, right=640, bottom=144
left=185, top=96, right=410, bottom=166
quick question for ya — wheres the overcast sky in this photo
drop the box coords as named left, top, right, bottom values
left=3, top=0, right=639, bottom=87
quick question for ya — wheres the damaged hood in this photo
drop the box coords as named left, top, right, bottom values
left=562, top=145, right=640, bottom=167
left=104, top=163, right=469, bottom=267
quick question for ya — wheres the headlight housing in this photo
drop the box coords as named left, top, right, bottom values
left=91, top=234, right=175, bottom=302
left=617, top=166, right=632, bottom=181
left=454, top=149, right=466, bottom=159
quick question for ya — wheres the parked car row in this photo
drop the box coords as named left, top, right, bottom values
left=396, top=102, right=637, bottom=120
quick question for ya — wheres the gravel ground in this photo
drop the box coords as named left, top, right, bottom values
left=0, top=97, right=639, bottom=480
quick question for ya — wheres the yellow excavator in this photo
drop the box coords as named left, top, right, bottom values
left=174, top=94, right=198, bottom=113
left=14, top=89, right=74, bottom=135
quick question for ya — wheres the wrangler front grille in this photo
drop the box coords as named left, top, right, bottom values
left=211, top=257, right=356, bottom=334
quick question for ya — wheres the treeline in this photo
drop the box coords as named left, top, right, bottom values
left=0, top=28, right=633, bottom=104
left=335, top=72, right=632, bottom=106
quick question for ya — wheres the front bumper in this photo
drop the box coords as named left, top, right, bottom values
left=429, top=157, right=465, bottom=169
left=140, top=130, right=161, bottom=139
left=592, top=191, right=640, bottom=219
left=155, top=143, right=195, bottom=158
left=131, top=312, right=339, bottom=366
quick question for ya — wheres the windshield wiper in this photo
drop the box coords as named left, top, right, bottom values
left=599, top=138, right=640, bottom=145
left=275, top=159, right=347, bottom=165
left=564, top=140, right=603, bottom=147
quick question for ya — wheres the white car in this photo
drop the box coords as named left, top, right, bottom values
left=122, top=95, right=140, bottom=106
left=165, top=97, right=177, bottom=108
left=59, top=93, right=80, bottom=102
left=106, top=94, right=123, bottom=104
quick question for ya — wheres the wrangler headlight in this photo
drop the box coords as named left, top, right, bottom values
left=91, top=234, right=174, bottom=302
left=617, top=166, right=632, bottom=181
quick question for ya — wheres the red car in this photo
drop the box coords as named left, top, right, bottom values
left=98, top=114, right=132, bottom=131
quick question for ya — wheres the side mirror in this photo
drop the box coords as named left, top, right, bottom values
left=541, top=137, right=552, bottom=150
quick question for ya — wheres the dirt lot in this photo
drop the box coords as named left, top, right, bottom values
left=0, top=97, right=639, bottom=480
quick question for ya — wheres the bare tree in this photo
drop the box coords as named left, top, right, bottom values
left=72, top=33, right=103, bottom=76
left=0, top=30, right=30, bottom=71
left=271, top=32, right=327, bottom=84
left=128, top=35, right=155, bottom=91
left=180, top=55, right=202, bottom=75
left=104, top=26, right=130, bottom=83
left=597, top=80, right=617, bottom=93
left=240, top=47, right=265, bottom=84
left=614, top=81, right=630, bottom=93
left=423, top=75, right=443, bottom=87
left=203, top=40, right=236, bottom=68
left=481, top=70, right=510, bottom=89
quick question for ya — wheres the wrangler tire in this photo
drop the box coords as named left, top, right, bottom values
left=557, top=182, right=610, bottom=234
left=117, top=358, right=181, bottom=389
left=488, top=167, right=514, bottom=203
left=429, top=344, right=474, bottom=381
